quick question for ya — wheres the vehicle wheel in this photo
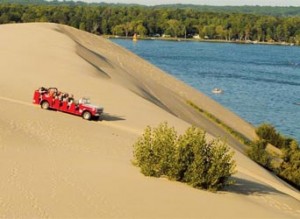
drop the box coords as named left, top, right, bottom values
left=41, top=101, right=49, bottom=110
left=82, top=111, right=92, bottom=120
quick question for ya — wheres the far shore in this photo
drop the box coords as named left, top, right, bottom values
left=105, top=35, right=298, bottom=46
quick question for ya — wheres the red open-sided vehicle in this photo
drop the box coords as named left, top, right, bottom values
left=33, top=87, right=103, bottom=120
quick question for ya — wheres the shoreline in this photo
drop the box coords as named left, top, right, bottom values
left=106, top=35, right=298, bottom=47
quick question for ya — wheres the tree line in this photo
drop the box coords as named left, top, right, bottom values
left=155, top=4, right=300, bottom=17
left=1, top=2, right=300, bottom=44
left=2, top=1, right=300, bottom=17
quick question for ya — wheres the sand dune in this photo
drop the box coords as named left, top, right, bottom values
left=0, top=23, right=299, bottom=218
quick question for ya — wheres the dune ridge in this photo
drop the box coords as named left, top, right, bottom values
left=0, top=23, right=299, bottom=218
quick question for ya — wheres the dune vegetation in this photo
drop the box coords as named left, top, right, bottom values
left=248, top=124, right=300, bottom=190
left=133, top=122, right=236, bottom=191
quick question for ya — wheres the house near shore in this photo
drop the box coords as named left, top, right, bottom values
left=162, top=34, right=171, bottom=38
left=152, top=33, right=161, bottom=37
left=193, top=34, right=201, bottom=39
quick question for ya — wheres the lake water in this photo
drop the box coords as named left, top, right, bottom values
left=111, top=39, right=300, bottom=142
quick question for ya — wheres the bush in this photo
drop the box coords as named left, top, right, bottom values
left=252, top=124, right=300, bottom=190
left=174, top=127, right=236, bottom=190
left=132, top=122, right=177, bottom=177
left=279, top=140, right=300, bottom=189
left=256, top=123, right=277, bottom=142
left=255, top=123, right=291, bottom=149
left=247, top=140, right=271, bottom=168
left=133, top=123, right=236, bottom=191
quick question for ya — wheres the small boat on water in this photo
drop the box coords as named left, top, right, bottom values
left=212, top=88, right=223, bottom=94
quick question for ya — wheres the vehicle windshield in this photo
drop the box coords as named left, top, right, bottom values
left=79, top=98, right=91, bottom=104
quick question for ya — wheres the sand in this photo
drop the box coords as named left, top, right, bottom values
left=0, top=23, right=299, bottom=218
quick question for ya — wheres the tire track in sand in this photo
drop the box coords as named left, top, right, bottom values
left=0, top=96, right=141, bottom=135
left=0, top=96, right=34, bottom=107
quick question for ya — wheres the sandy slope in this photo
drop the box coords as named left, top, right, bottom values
left=0, top=23, right=299, bottom=218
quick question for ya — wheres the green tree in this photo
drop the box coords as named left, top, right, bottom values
left=0, top=13, right=10, bottom=24
left=166, top=19, right=182, bottom=37
left=193, top=23, right=203, bottom=37
left=136, top=23, right=147, bottom=37
left=51, top=9, right=68, bottom=24
left=123, top=22, right=133, bottom=37
left=100, top=19, right=109, bottom=35
left=295, top=33, right=300, bottom=45
left=276, top=25, right=285, bottom=41
left=21, top=12, right=37, bottom=22
left=215, top=25, right=225, bottom=39
left=202, top=25, right=216, bottom=39
left=79, top=22, right=86, bottom=31
left=112, top=24, right=124, bottom=36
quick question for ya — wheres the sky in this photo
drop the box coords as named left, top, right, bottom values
left=78, top=0, right=300, bottom=6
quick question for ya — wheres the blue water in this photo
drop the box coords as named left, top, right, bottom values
left=111, top=39, right=300, bottom=142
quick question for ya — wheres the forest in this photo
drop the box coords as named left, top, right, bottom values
left=0, top=0, right=300, bottom=44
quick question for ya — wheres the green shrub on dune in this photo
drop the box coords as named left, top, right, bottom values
left=255, top=123, right=293, bottom=149
left=133, top=122, right=177, bottom=177
left=279, top=140, right=300, bottom=188
left=173, top=127, right=236, bottom=190
left=133, top=123, right=236, bottom=191
left=251, top=124, right=300, bottom=190
left=247, top=139, right=271, bottom=168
